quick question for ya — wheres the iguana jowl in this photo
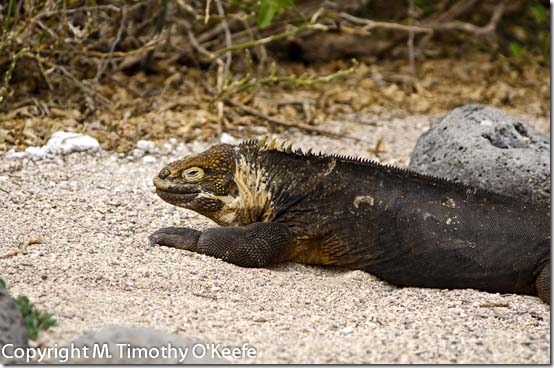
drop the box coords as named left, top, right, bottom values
left=150, top=139, right=551, bottom=303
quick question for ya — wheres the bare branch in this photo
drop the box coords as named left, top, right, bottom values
left=224, top=99, right=366, bottom=142
left=214, top=0, right=232, bottom=90
left=94, top=8, right=126, bottom=82
left=204, top=0, right=212, bottom=24
left=0, top=47, right=30, bottom=103
left=181, top=20, right=216, bottom=58
left=212, top=60, right=358, bottom=102
left=407, top=0, right=416, bottom=76
left=213, top=23, right=329, bottom=56
left=431, top=0, right=479, bottom=23
left=83, top=37, right=163, bottom=58
left=197, top=22, right=228, bottom=43
left=42, top=4, right=121, bottom=17
left=55, top=65, right=111, bottom=107
left=338, top=12, right=433, bottom=34
left=429, top=1, right=506, bottom=36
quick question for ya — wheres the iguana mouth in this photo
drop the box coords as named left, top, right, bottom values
left=155, top=186, right=200, bottom=195
left=155, top=188, right=200, bottom=207
left=153, top=177, right=200, bottom=205
left=155, top=188, right=199, bottom=197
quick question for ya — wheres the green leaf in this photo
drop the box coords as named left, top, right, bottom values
left=0, top=278, right=5, bottom=288
left=509, top=42, right=526, bottom=57
left=15, top=294, right=57, bottom=341
left=257, top=1, right=276, bottom=29
left=529, top=4, right=548, bottom=24
left=257, top=0, right=294, bottom=29
left=16, top=295, right=30, bottom=312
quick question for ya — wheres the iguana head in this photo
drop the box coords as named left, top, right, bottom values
left=153, top=144, right=242, bottom=225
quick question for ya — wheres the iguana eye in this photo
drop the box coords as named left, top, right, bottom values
left=182, top=167, right=204, bottom=182
left=159, top=168, right=170, bottom=179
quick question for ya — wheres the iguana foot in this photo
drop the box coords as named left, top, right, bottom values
left=149, top=227, right=201, bottom=250
left=150, top=222, right=292, bottom=268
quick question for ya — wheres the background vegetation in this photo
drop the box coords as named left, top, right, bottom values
left=0, top=0, right=549, bottom=152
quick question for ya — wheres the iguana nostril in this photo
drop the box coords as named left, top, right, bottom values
left=159, top=168, right=170, bottom=179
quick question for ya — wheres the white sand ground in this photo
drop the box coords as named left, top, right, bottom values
left=0, top=112, right=550, bottom=364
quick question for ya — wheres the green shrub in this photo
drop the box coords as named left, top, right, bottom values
left=0, top=277, right=57, bottom=340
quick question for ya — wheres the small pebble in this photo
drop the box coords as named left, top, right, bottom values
left=142, top=155, right=157, bottom=164
left=136, top=140, right=158, bottom=154
left=220, top=132, right=239, bottom=145
left=130, top=148, right=145, bottom=158
left=338, top=326, right=354, bottom=335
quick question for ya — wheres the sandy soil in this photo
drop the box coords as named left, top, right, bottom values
left=0, top=112, right=550, bottom=364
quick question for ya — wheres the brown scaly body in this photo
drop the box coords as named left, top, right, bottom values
left=150, top=139, right=551, bottom=303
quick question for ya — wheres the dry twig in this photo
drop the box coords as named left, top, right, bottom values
left=224, top=99, right=365, bottom=143
left=338, top=12, right=433, bottom=34
left=407, top=0, right=416, bottom=76
left=214, top=0, right=232, bottom=87
left=0, top=235, right=44, bottom=259
left=430, top=0, right=506, bottom=36
left=429, top=0, right=479, bottom=23
left=182, top=20, right=215, bottom=58
left=95, top=8, right=127, bottom=82
left=212, top=59, right=358, bottom=102
left=56, top=65, right=111, bottom=107
left=214, top=23, right=329, bottom=56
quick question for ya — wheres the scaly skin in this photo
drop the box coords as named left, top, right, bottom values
left=150, top=139, right=551, bottom=303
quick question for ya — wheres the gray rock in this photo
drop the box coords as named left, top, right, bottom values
left=409, top=104, right=550, bottom=203
left=0, top=288, right=29, bottom=364
left=51, top=326, right=227, bottom=364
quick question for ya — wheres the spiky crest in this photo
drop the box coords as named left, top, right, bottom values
left=238, top=138, right=546, bottom=206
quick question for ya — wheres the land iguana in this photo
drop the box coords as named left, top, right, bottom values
left=149, top=139, right=551, bottom=303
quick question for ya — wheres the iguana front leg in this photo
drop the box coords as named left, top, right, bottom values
left=149, top=222, right=292, bottom=268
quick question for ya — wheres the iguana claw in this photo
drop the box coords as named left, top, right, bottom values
left=148, top=227, right=201, bottom=250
